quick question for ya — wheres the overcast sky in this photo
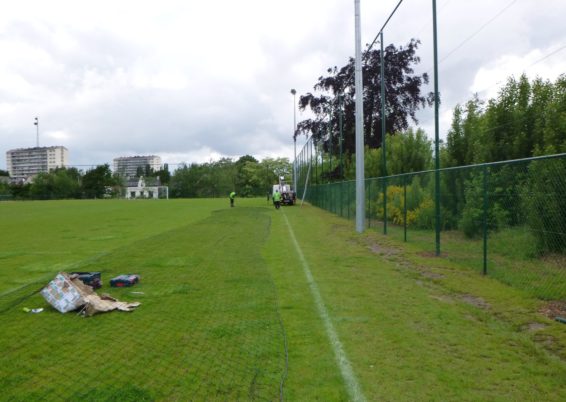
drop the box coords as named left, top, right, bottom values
left=1, top=0, right=565, bottom=171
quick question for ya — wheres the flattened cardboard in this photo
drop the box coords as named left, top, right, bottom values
left=41, top=272, right=140, bottom=316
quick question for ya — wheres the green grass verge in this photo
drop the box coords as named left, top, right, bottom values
left=0, top=199, right=285, bottom=400
left=0, top=199, right=565, bottom=400
left=366, top=219, right=566, bottom=300
left=274, top=204, right=566, bottom=400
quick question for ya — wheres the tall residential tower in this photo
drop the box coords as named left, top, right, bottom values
left=6, top=146, right=69, bottom=180
left=113, top=155, right=162, bottom=178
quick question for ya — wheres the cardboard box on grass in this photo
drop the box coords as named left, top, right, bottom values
left=41, top=272, right=140, bottom=316
left=40, top=273, right=85, bottom=313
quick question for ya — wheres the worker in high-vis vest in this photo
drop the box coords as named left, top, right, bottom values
left=272, top=190, right=282, bottom=210
left=229, top=191, right=236, bottom=207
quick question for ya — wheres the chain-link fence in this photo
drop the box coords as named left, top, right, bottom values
left=297, top=151, right=566, bottom=300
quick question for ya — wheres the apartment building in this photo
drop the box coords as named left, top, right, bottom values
left=113, top=155, right=162, bottom=178
left=6, top=146, right=69, bottom=180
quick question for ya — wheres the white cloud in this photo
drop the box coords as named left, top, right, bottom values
left=46, top=130, right=69, bottom=140
left=1, top=0, right=565, bottom=170
left=471, top=43, right=566, bottom=99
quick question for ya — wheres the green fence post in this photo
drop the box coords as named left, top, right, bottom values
left=330, top=183, right=336, bottom=213
left=368, top=180, right=371, bottom=228
left=328, top=112, right=333, bottom=177
left=404, top=175, right=407, bottom=242
left=483, top=165, right=488, bottom=275
left=321, top=147, right=324, bottom=184
left=340, top=180, right=344, bottom=217
left=347, top=182, right=351, bottom=220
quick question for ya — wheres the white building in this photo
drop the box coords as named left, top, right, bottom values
left=113, top=155, right=162, bottom=178
left=6, top=146, right=69, bottom=180
left=125, top=176, right=168, bottom=199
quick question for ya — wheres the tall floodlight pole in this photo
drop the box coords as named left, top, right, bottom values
left=433, top=0, right=441, bottom=255
left=354, top=0, right=365, bottom=233
left=339, top=94, right=343, bottom=179
left=380, top=31, right=387, bottom=235
left=34, top=117, right=39, bottom=147
left=291, top=89, right=297, bottom=192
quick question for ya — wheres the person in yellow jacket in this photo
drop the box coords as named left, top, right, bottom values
left=272, top=190, right=282, bottom=210
left=229, top=191, right=236, bottom=207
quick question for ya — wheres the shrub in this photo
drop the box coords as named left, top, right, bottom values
left=458, top=169, right=512, bottom=238
left=522, top=158, right=566, bottom=254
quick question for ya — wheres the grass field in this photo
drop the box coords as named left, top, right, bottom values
left=1, top=198, right=566, bottom=401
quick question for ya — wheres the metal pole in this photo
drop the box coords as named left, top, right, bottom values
left=328, top=111, right=333, bottom=178
left=34, top=117, right=39, bottom=147
left=321, top=139, right=324, bottom=183
left=381, top=31, right=387, bottom=235
left=367, top=180, right=371, bottom=228
left=291, top=89, right=297, bottom=193
left=483, top=165, right=488, bottom=275
left=354, top=0, right=365, bottom=233
left=311, top=137, right=318, bottom=185
left=339, top=94, right=344, bottom=179
left=340, top=180, right=344, bottom=217
left=432, top=0, right=441, bottom=256
left=403, top=175, right=407, bottom=242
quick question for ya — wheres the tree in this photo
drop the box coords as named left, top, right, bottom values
left=82, top=164, right=113, bottom=198
left=144, top=164, right=152, bottom=177
left=260, top=157, right=292, bottom=192
left=27, top=168, right=82, bottom=200
left=296, top=39, right=433, bottom=172
left=235, top=155, right=260, bottom=197
left=155, top=164, right=171, bottom=185
left=444, top=96, right=483, bottom=168
left=9, top=182, right=31, bottom=199
left=444, top=74, right=566, bottom=165
left=169, top=156, right=290, bottom=198
left=170, top=163, right=200, bottom=198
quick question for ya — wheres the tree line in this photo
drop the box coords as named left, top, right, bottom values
left=295, top=37, right=565, bottom=179
left=0, top=156, right=292, bottom=200
left=296, top=38, right=564, bottom=253
left=170, top=156, right=291, bottom=198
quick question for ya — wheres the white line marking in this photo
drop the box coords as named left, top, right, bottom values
left=283, top=213, right=366, bottom=402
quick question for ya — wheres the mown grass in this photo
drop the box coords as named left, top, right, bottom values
left=271, top=204, right=566, bottom=400
left=1, top=198, right=565, bottom=400
left=0, top=199, right=286, bottom=400
left=0, top=199, right=229, bottom=295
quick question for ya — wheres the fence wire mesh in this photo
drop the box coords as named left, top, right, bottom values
left=297, top=151, right=566, bottom=301
left=0, top=208, right=287, bottom=401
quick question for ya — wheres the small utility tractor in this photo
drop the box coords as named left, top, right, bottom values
left=272, top=176, right=296, bottom=206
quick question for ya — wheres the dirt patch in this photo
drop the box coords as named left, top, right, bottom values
left=368, top=243, right=399, bottom=257
left=419, top=270, right=444, bottom=280
left=416, top=251, right=449, bottom=258
left=541, top=254, right=566, bottom=269
left=539, top=300, right=566, bottom=320
left=460, top=294, right=490, bottom=309
left=523, top=322, right=547, bottom=332
left=535, top=333, right=556, bottom=350
left=430, top=294, right=454, bottom=304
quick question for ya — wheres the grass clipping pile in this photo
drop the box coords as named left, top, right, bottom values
left=41, top=272, right=140, bottom=316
